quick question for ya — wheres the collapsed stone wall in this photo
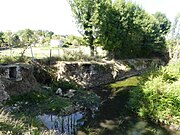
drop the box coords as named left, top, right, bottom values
left=54, top=59, right=163, bottom=88
left=0, top=64, right=39, bottom=101
left=0, top=80, right=9, bottom=102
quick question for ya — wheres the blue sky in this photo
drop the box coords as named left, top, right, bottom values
left=0, top=0, right=179, bottom=35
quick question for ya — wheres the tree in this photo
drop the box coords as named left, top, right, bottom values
left=68, top=0, right=107, bottom=56
left=0, top=32, right=5, bottom=47
left=152, top=12, right=171, bottom=56
left=3, top=31, right=14, bottom=49
left=153, top=12, right=171, bottom=35
left=17, top=29, right=37, bottom=57
left=98, top=0, right=145, bottom=58
left=168, top=13, right=180, bottom=61
left=98, top=0, right=170, bottom=58
left=171, top=13, right=180, bottom=40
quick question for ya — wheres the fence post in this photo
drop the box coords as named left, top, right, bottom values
left=49, top=49, right=52, bottom=66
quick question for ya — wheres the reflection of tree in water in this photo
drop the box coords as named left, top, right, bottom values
left=38, top=112, right=85, bottom=135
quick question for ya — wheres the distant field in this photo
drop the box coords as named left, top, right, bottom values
left=0, top=46, right=107, bottom=59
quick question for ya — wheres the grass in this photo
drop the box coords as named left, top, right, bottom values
left=6, top=89, right=73, bottom=115
left=0, top=55, right=31, bottom=64
left=0, top=109, right=25, bottom=134
left=0, top=46, right=107, bottom=60
left=0, top=109, right=44, bottom=134
left=110, top=76, right=140, bottom=89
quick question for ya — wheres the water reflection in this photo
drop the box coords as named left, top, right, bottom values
left=38, top=112, right=85, bottom=135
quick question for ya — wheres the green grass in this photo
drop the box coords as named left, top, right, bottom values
left=0, top=46, right=106, bottom=61
left=110, top=76, right=140, bottom=89
left=6, top=89, right=73, bottom=115
left=35, top=46, right=60, bottom=50
left=0, top=55, right=31, bottom=64
left=0, top=109, right=43, bottom=134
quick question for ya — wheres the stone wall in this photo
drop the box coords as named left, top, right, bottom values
left=54, top=59, right=163, bottom=88
left=0, top=80, right=9, bottom=102
left=0, top=64, right=39, bottom=101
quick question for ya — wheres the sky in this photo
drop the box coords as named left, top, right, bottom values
left=0, top=0, right=179, bottom=36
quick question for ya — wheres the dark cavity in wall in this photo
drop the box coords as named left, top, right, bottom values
left=9, top=67, right=17, bottom=79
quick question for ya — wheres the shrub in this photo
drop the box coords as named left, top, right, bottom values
left=128, top=62, right=180, bottom=126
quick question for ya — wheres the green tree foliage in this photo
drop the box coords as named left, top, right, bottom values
left=152, top=12, right=171, bottom=54
left=64, top=35, right=86, bottom=46
left=34, top=30, right=54, bottom=46
left=98, top=0, right=143, bottom=58
left=3, top=31, right=21, bottom=49
left=16, top=29, right=37, bottom=57
left=68, top=0, right=107, bottom=56
left=3, top=31, right=14, bottom=49
left=153, top=12, right=171, bottom=35
left=0, top=32, right=5, bottom=47
left=43, top=30, right=54, bottom=46
left=98, top=0, right=171, bottom=58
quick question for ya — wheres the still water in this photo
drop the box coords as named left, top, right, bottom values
left=38, top=112, right=85, bottom=135
left=38, top=96, right=179, bottom=135
left=38, top=77, right=180, bottom=135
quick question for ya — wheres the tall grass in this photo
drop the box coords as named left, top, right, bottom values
left=0, top=109, right=26, bottom=134
left=128, top=62, right=180, bottom=127
left=0, top=108, right=60, bottom=134
left=0, top=55, right=31, bottom=64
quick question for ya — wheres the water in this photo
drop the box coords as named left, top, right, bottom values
left=37, top=112, right=85, bottom=135
left=78, top=86, right=180, bottom=135
left=37, top=96, right=180, bottom=135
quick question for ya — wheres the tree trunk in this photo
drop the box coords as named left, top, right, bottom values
left=86, top=28, right=94, bottom=57
left=89, top=36, right=94, bottom=57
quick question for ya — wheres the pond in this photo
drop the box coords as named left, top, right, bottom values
left=38, top=77, right=180, bottom=135
left=37, top=111, right=85, bottom=134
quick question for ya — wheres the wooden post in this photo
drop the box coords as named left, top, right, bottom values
left=30, top=45, right=34, bottom=61
left=49, top=49, right=52, bottom=66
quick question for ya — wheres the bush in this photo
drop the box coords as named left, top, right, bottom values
left=128, top=62, right=180, bottom=126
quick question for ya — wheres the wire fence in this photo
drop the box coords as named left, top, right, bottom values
left=0, top=46, right=107, bottom=60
